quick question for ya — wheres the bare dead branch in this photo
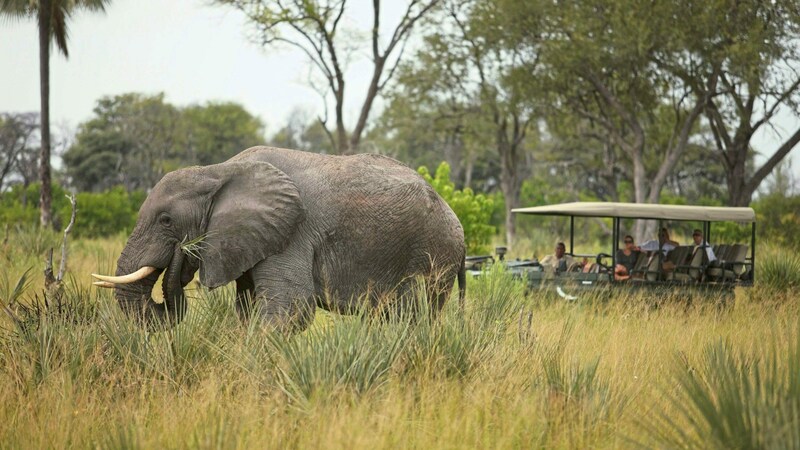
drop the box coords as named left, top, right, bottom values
left=57, top=194, right=77, bottom=281
left=378, top=33, right=410, bottom=91
left=746, top=126, right=800, bottom=195
left=752, top=76, right=800, bottom=131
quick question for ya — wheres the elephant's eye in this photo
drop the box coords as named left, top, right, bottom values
left=159, top=214, right=173, bottom=227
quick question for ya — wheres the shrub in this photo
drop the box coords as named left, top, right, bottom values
left=0, top=183, right=69, bottom=227
left=418, top=162, right=495, bottom=254
left=66, top=187, right=146, bottom=238
left=0, top=184, right=145, bottom=238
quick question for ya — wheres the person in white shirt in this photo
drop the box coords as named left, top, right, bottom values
left=637, top=227, right=680, bottom=255
left=692, top=229, right=717, bottom=263
left=540, top=242, right=576, bottom=273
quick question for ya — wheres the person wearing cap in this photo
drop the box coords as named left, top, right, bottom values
left=692, top=229, right=717, bottom=263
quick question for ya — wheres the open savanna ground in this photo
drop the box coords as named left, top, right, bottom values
left=1, top=229, right=799, bottom=449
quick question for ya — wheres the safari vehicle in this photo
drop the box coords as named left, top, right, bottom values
left=468, top=202, right=756, bottom=300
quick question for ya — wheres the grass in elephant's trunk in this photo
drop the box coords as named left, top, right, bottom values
left=114, top=245, right=187, bottom=329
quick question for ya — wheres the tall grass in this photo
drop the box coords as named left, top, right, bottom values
left=642, top=332, right=800, bottom=448
left=0, top=231, right=798, bottom=448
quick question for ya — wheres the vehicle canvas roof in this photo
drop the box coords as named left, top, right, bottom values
left=512, top=202, right=756, bottom=222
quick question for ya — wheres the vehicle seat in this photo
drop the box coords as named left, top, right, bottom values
left=671, top=246, right=705, bottom=282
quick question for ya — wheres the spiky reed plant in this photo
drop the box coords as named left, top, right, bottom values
left=268, top=314, right=409, bottom=405
left=641, top=331, right=800, bottom=449
left=758, top=248, right=800, bottom=294
left=527, top=317, right=624, bottom=448
left=395, top=267, right=525, bottom=381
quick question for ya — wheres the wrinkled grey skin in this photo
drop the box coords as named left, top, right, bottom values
left=114, top=146, right=466, bottom=332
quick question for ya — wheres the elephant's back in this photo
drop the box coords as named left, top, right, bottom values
left=232, top=146, right=419, bottom=183
left=233, top=146, right=465, bottom=303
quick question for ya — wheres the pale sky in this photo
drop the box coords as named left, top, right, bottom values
left=0, top=0, right=394, bottom=136
left=0, top=0, right=797, bottom=183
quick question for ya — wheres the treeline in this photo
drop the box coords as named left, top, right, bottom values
left=62, top=94, right=264, bottom=192
left=1, top=178, right=797, bottom=253
left=2, top=0, right=800, bottom=247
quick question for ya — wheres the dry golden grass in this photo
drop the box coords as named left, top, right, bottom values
left=1, top=229, right=798, bottom=449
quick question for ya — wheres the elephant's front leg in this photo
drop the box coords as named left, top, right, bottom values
left=235, top=271, right=255, bottom=321
left=250, top=241, right=316, bottom=333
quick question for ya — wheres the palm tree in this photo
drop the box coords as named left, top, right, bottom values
left=1, top=0, right=110, bottom=228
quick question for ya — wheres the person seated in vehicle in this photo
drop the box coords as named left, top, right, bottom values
left=614, top=235, right=640, bottom=281
left=692, top=229, right=717, bottom=265
left=637, top=227, right=680, bottom=254
left=636, top=227, right=681, bottom=272
left=540, top=242, right=577, bottom=273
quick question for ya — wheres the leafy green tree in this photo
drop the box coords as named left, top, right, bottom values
left=63, top=93, right=181, bottom=192
left=658, top=0, right=800, bottom=206
left=63, top=94, right=264, bottom=191
left=419, top=162, right=495, bottom=254
left=182, top=102, right=264, bottom=165
left=0, top=112, right=39, bottom=192
left=0, top=0, right=111, bottom=228
left=378, top=0, right=545, bottom=247
left=369, top=55, right=495, bottom=190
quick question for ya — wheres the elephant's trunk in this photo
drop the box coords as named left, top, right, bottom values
left=114, top=245, right=187, bottom=329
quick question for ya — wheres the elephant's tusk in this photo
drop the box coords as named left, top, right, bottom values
left=93, top=281, right=116, bottom=289
left=91, top=266, right=157, bottom=284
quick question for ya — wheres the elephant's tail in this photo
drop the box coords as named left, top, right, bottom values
left=457, top=258, right=466, bottom=311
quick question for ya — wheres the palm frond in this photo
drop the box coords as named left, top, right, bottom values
left=50, top=0, right=70, bottom=57
left=76, top=0, right=111, bottom=12
left=0, top=0, right=36, bottom=20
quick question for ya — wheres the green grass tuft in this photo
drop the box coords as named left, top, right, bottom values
left=641, top=332, right=800, bottom=448
left=758, top=248, right=800, bottom=294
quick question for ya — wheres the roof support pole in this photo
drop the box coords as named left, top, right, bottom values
left=751, top=222, right=756, bottom=283
left=569, top=215, right=575, bottom=255
left=612, top=217, right=619, bottom=283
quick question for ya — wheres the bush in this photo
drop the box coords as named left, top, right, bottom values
left=67, top=187, right=146, bottom=238
left=0, top=183, right=69, bottom=227
left=419, top=162, right=496, bottom=254
left=0, top=184, right=144, bottom=238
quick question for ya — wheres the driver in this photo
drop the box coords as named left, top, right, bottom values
left=540, top=242, right=576, bottom=273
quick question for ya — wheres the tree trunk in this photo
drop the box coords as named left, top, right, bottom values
left=463, top=156, right=474, bottom=190
left=496, top=115, right=527, bottom=249
left=500, top=171, right=520, bottom=249
left=442, top=130, right=464, bottom=186
left=349, top=58, right=386, bottom=153
left=630, top=147, right=650, bottom=242
left=334, top=86, right=348, bottom=154
left=727, top=127, right=800, bottom=206
left=38, top=0, right=53, bottom=229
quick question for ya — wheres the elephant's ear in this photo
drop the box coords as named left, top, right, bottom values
left=198, top=161, right=305, bottom=288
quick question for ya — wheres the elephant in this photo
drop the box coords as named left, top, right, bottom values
left=92, top=146, right=466, bottom=332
